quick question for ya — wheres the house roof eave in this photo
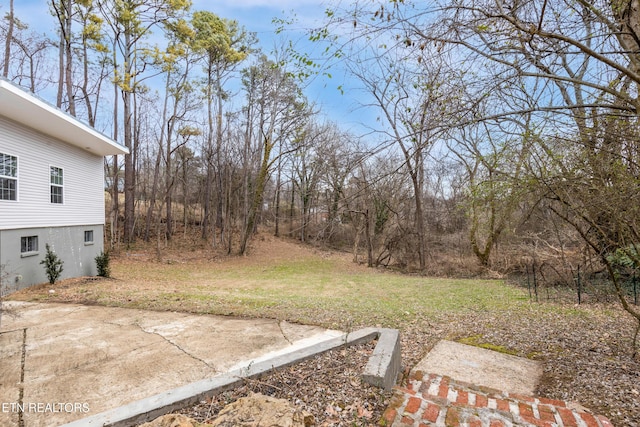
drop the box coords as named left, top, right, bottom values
left=0, top=79, right=129, bottom=157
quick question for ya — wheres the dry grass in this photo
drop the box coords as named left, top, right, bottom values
left=11, top=233, right=526, bottom=329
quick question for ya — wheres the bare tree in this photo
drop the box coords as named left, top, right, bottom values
left=448, top=111, right=537, bottom=267
left=50, top=0, right=76, bottom=114
left=347, top=46, right=458, bottom=270
left=238, top=54, right=310, bottom=254
left=0, top=5, right=51, bottom=92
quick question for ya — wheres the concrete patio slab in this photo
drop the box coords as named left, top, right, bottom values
left=412, top=340, right=542, bottom=395
left=0, top=301, right=342, bottom=427
left=61, top=327, right=393, bottom=427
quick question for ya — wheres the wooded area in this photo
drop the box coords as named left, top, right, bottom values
left=2, top=0, right=640, bottom=334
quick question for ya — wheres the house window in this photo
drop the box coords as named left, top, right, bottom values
left=0, top=153, right=17, bottom=201
left=84, top=230, right=94, bottom=244
left=50, top=166, right=63, bottom=204
left=21, top=236, right=38, bottom=255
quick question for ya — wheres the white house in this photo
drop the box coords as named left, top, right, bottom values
left=0, top=79, right=128, bottom=292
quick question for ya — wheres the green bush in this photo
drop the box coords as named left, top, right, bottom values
left=40, top=244, right=64, bottom=285
left=95, top=250, right=111, bottom=278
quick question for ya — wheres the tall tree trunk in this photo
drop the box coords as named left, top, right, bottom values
left=274, top=155, right=282, bottom=237
left=123, top=35, right=135, bottom=244
left=57, top=27, right=64, bottom=107
left=3, top=0, right=14, bottom=78
left=289, top=183, right=295, bottom=237
left=144, top=148, right=163, bottom=242
left=241, top=98, right=253, bottom=242
left=411, top=168, right=427, bottom=270
left=110, top=39, right=119, bottom=248
left=64, top=0, right=75, bottom=116
left=202, top=62, right=214, bottom=242
left=225, top=161, right=233, bottom=254
left=80, top=33, right=95, bottom=126
left=165, top=123, right=175, bottom=240
left=182, top=154, right=189, bottom=238
left=145, top=73, right=170, bottom=242
left=365, top=209, right=373, bottom=267
left=52, top=0, right=75, bottom=113
left=215, top=69, right=225, bottom=235
left=240, top=136, right=272, bottom=255
left=202, top=156, right=213, bottom=241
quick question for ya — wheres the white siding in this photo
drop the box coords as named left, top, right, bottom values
left=0, top=116, right=105, bottom=230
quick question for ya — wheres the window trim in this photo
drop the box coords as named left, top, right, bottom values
left=0, top=152, right=18, bottom=202
left=84, top=230, right=94, bottom=245
left=50, top=165, right=64, bottom=204
left=20, top=235, right=39, bottom=257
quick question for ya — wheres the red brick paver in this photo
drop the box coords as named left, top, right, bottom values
left=381, top=371, right=614, bottom=427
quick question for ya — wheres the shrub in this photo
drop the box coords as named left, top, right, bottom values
left=40, top=244, right=64, bottom=285
left=95, top=250, right=111, bottom=278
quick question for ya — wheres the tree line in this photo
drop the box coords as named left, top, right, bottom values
left=0, top=0, right=461, bottom=266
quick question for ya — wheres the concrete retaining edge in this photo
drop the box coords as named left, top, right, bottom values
left=362, top=328, right=401, bottom=391
left=60, top=327, right=401, bottom=427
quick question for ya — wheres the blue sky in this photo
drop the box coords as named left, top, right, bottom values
left=189, top=0, right=375, bottom=135
left=5, top=0, right=374, bottom=136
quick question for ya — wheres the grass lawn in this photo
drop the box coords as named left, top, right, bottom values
left=10, top=236, right=531, bottom=329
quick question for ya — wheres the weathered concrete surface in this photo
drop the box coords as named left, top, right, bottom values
left=412, top=340, right=542, bottom=395
left=0, top=301, right=341, bottom=427
left=0, top=328, right=22, bottom=427
left=60, top=328, right=390, bottom=427
left=362, top=328, right=401, bottom=391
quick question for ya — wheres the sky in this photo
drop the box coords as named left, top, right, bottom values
left=4, top=0, right=375, bottom=137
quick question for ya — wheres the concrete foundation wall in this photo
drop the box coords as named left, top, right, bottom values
left=0, top=225, right=104, bottom=293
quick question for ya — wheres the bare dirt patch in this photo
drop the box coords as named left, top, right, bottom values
left=116, top=233, right=361, bottom=269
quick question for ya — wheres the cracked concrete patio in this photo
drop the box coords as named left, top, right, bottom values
left=0, top=301, right=342, bottom=427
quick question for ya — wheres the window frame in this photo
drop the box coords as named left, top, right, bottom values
left=20, top=235, right=39, bottom=257
left=84, top=230, right=94, bottom=245
left=0, top=152, right=18, bottom=201
left=50, top=165, right=64, bottom=204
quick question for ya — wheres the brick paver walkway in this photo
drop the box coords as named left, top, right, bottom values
left=381, top=371, right=614, bottom=427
